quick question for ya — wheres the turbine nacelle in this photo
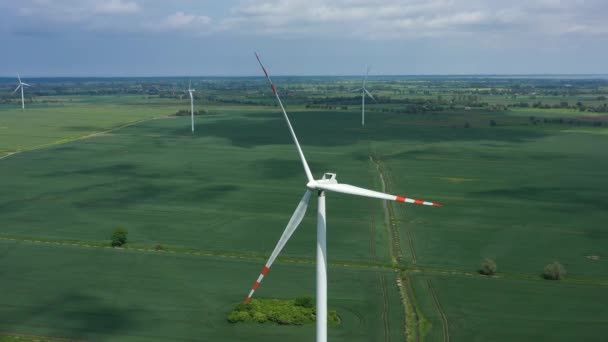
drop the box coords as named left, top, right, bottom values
left=307, top=173, right=338, bottom=190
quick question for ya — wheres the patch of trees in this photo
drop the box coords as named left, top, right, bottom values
left=174, top=109, right=207, bottom=116
left=528, top=116, right=605, bottom=127
left=227, top=297, right=340, bottom=326
left=543, top=262, right=566, bottom=280
left=509, top=101, right=608, bottom=113
left=480, top=258, right=497, bottom=275
left=111, top=227, right=128, bottom=247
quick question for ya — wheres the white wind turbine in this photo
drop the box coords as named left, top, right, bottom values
left=244, top=53, right=442, bottom=342
left=351, top=65, right=376, bottom=126
left=187, top=81, right=196, bottom=132
left=13, top=73, right=31, bottom=110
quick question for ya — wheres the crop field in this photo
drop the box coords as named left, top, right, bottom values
left=0, top=96, right=183, bottom=156
left=0, top=240, right=402, bottom=342
left=1, top=77, right=607, bottom=341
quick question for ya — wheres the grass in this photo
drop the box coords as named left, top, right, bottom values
left=410, top=274, right=608, bottom=342
left=0, top=96, right=182, bottom=156
left=382, top=128, right=608, bottom=279
left=0, top=96, right=403, bottom=341
left=1, top=92, right=607, bottom=341
left=0, top=240, right=402, bottom=342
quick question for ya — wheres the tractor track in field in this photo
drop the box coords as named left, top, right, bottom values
left=370, top=216, right=377, bottom=262
left=371, top=154, right=417, bottom=342
left=0, top=116, right=166, bottom=162
left=380, top=273, right=392, bottom=342
left=427, top=279, right=450, bottom=342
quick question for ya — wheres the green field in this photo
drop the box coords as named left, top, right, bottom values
left=1, top=83, right=607, bottom=341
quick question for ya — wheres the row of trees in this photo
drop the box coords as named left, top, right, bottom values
left=480, top=258, right=567, bottom=280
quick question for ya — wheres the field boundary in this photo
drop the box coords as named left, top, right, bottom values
left=0, top=235, right=393, bottom=273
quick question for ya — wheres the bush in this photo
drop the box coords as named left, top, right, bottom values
left=227, top=310, right=251, bottom=323
left=252, top=312, right=268, bottom=323
left=154, top=244, right=164, bottom=251
left=111, top=227, right=128, bottom=247
left=543, top=262, right=566, bottom=280
left=294, top=295, right=315, bottom=309
left=227, top=297, right=338, bottom=326
left=480, top=258, right=497, bottom=276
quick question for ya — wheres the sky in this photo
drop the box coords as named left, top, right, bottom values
left=0, top=0, right=607, bottom=76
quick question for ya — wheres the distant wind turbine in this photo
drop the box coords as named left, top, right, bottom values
left=187, top=80, right=195, bottom=132
left=244, top=53, right=442, bottom=342
left=13, top=73, right=31, bottom=110
left=351, top=65, right=376, bottom=126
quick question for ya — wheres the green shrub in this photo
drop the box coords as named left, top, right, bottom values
left=227, top=310, right=251, bottom=323
left=480, top=258, right=497, bottom=276
left=543, top=262, right=566, bottom=280
left=111, top=227, right=128, bottom=247
left=227, top=297, right=339, bottom=326
left=252, top=312, right=268, bottom=323
left=294, top=295, right=315, bottom=308
left=329, top=310, right=341, bottom=326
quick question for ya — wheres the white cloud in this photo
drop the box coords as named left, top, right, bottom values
left=222, top=0, right=608, bottom=40
left=16, top=0, right=140, bottom=22
left=94, top=0, right=140, bottom=15
left=3, top=0, right=608, bottom=41
left=151, top=11, right=212, bottom=32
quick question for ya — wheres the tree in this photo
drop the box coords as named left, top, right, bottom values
left=543, top=262, right=566, bottom=280
left=111, top=227, right=128, bottom=247
left=480, top=258, right=497, bottom=275
left=489, top=119, right=497, bottom=127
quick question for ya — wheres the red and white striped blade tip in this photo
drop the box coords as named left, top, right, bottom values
left=244, top=266, right=270, bottom=303
left=396, top=196, right=441, bottom=207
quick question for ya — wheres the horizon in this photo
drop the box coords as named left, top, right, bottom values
left=2, top=73, right=608, bottom=80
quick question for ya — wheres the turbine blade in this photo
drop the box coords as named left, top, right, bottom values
left=255, top=52, right=314, bottom=183
left=17, top=73, right=21, bottom=83
left=244, top=190, right=312, bottom=303
left=349, top=88, right=362, bottom=93
left=362, top=65, right=371, bottom=87
left=13, top=85, right=21, bottom=94
left=364, top=88, right=377, bottom=103
left=315, top=183, right=441, bottom=207
left=21, top=83, right=31, bottom=87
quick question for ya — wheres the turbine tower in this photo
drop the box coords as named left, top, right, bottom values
left=13, top=73, right=31, bottom=110
left=244, top=53, right=442, bottom=342
left=351, top=65, right=376, bottom=126
left=188, top=81, right=196, bottom=132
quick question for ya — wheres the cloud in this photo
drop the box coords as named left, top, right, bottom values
left=2, top=0, right=608, bottom=41
left=14, top=0, right=140, bottom=22
left=223, top=0, right=608, bottom=40
left=94, top=0, right=140, bottom=15
left=154, top=12, right=212, bottom=32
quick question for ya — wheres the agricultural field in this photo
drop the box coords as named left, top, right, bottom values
left=0, top=76, right=607, bottom=341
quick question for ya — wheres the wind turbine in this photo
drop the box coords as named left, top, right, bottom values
left=13, top=73, right=31, bottom=110
left=351, top=65, right=376, bottom=126
left=187, top=80, right=196, bottom=132
left=244, top=53, right=442, bottom=342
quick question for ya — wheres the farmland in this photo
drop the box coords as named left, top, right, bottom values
left=1, top=76, right=607, bottom=341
